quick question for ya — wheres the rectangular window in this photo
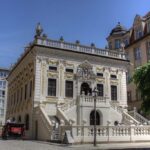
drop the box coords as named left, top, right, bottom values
left=66, top=68, right=73, bottom=73
left=111, top=75, right=117, bottom=79
left=49, top=66, right=57, bottom=71
left=25, top=84, right=27, bottom=100
left=134, top=47, right=141, bottom=60
left=29, top=81, right=32, bottom=97
left=97, top=73, right=103, bottom=77
left=48, top=79, right=56, bottom=96
left=135, top=29, right=143, bottom=40
left=65, top=81, right=73, bottom=98
left=124, top=39, right=129, bottom=46
left=0, top=90, right=5, bottom=98
left=97, top=84, right=104, bottom=97
left=147, top=41, right=150, bottom=61
left=115, top=39, right=121, bottom=49
left=111, top=85, right=117, bottom=101
left=147, top=20, right=150, bottom=33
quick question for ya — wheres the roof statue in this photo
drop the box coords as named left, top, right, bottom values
left=35, top=22, right=43, bottom=37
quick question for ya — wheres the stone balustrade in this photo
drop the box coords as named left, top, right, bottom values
left=36, top=38, right=127, bottom=60
left=78, top=95, right=107, bottom=107
left=60, top=125, right=150, bottom=143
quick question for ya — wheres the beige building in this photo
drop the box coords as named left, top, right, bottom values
left=107, top=12, right=150, bottom=111
left=6, top=23, right=150, bottom=143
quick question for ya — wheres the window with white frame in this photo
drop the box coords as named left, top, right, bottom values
left=49, top=66, right=57, bottom=71
left=65, top=81, right=73, bottom=98
left=115, top=39, right=121, bottom=49
left=48, top=79, right=56, bottom=96
left=111, top=85, right=117, bottom=101
left=66, top=68, right=73, bottom=73
left=97, top=84, right=104, bottom=97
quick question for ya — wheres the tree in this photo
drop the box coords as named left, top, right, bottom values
left=132, top=62, right=150, bottom=115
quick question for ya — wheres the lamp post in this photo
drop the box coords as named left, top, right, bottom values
left=93, top=87, right=98, bottom=147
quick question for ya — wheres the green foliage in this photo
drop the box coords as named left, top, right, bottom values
left=132, top=62, right=150, bottom=115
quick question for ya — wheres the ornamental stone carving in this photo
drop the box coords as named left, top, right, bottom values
left=76, top=60, right=96, bottom=80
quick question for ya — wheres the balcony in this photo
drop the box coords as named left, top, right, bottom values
left=78, top=95, right=109, bottom=107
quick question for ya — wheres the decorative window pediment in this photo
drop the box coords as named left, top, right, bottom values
left=76, top=60, right=96, bottom=80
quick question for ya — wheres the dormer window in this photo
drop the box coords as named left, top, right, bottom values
left=147, top=20, right=150, bottom=33
left=135, top=28, right=143, bottom=40
left=124, top=38, right=129, bottom=46
left=49, top=66, right=57, bottom=71
left=97, top=73, right=103, bottom=77
left=66, top=68, right=73, bottom=73
left=115, top=39, right=121, bottom=49
left=111, top=75, right=117, bottom=79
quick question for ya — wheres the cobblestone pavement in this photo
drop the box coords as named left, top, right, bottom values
left=1, top=140, right=150, bottom=150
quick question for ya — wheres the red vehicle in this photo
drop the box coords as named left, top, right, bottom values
left=2, top=123, right=25, bottom=140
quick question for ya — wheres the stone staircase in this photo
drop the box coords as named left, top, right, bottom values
left=57, top=97, right=146, bottom=126
left=128, top=109, right=149, bottom=125
left=109, top=101, right=140, bottom=125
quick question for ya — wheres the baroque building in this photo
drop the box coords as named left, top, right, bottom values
left=6, top=23, right=150, bottom=143
left=107, top=12, right=150, bottom=111
left=0, top=67, right=9, bottom=125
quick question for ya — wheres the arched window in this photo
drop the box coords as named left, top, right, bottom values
left=25, top=114, right=29, bottom=130
left=80, top=82, right=91, bottom=95
left=90, top=110, right=100, bottom=125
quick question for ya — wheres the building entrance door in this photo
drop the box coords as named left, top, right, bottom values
left=90, top=110, right=100, bottom=125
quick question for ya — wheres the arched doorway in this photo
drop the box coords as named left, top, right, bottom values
left=80, top=82, right=92, bottom=95
left=90, top=110, right=100, bottom=125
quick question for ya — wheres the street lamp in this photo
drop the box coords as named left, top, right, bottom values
left=93, top=87, right=98, bottom=147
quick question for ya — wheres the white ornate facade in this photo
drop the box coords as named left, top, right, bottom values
left=6, top=24, right=150, bottom=143
left=0, top=67, right=9, bottom=125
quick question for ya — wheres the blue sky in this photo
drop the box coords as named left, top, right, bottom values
left=0, top=0, right=150, bottom=68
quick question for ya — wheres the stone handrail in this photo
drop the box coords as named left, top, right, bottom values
left=60, top=125, right=150, bottom=143
left=58, top=99, right=76, bottom=112
left=123, top=111, right=140, bottom=125
left=36, top=38, right=127, bottom=60
left=36, top=106, right=52, bottom=131
left=79, top=95, right=106, bottom=104
left=128, top=110, right=149, bottom=125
